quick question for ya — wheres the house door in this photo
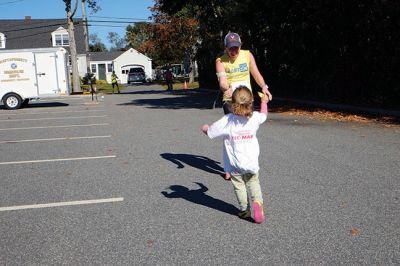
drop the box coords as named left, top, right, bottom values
left=98, top=64, right=106, bottom=80
left=35, top=52, right=59, bottom=95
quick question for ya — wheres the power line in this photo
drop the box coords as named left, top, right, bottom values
left=1, top=22, right=76, bottom=33
left=0, top=0, right=24, bottom=6
left=88, top=24, right=128, bottom=28
left=6, top=28, right=57, bottom=41
left=89, top=15, right=150, bottom=21
left=87, top=20, right=147, bottom=24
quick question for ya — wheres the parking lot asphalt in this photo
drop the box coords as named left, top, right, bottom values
left=0, top=84, right=399, bottom=265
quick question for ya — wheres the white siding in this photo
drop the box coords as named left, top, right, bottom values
left=77, top=54, right=88, bottom=78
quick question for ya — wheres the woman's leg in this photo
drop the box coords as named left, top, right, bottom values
left=222, top=101, right=232, bottom=179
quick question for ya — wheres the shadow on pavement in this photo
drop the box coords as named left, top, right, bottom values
left=118, top=89, right=218, bottom=110
left=161, top=182, right=239, bottom=216
left=20, top=102, right=69, bottom=109
left=160, top=153, right=224, bottom=177
left=117, top=90, right=167, bottom=95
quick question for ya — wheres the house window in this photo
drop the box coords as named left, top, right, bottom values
left=54, top=33, right=69, bottom=46
left=0, top=33, right=5, bottom=48
left=107, top=64, right=113, bottom=73
left=91, top=64, right=97, bottom=73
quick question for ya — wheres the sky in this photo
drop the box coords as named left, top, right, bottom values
left=0, top=0, right=154, bottom=48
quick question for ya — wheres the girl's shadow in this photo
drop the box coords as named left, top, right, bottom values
left=161, top=182, right=239, bottom=216
left=160, top=153, right=224, bottom=177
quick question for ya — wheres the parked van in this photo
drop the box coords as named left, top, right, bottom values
left=127, top=67, right=146, bottom=84
left=0, top=47, right=70, bottom=109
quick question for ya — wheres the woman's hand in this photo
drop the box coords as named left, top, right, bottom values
left=262, top=87, right=272, bottom=101
left=223, top=87, right=233, bottom=98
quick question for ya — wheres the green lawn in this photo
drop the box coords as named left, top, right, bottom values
left=81, top=83, right=126, bottom=94
left=157, top=80, right=199, bottom=90
left=80, top=80, right=199, bottom=94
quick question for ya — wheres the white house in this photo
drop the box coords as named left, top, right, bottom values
left=1, top=18, right=153, bottom=85
left=90, top=48, right=152, bottom=84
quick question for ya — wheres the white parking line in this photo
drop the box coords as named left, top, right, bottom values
left=0, top=123, right=109, bottom=131
left=0, top=155, right=116, bottom=165
left=0, top=109, right=105, bottom=116
left=0, top=197, right=124, bottom=212
left=0, top=135, right=111, bottom=144
left=0, top=115, right=107, bottom=122
left=0, top=105, right=104, bottom=114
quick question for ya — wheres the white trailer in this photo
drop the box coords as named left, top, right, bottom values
left=0, top=47, right=70, bottom=109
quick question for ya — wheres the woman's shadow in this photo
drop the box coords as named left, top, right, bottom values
left=161, top=182, right=239, bottom=216
left=160, top=153, right=224, bottom=177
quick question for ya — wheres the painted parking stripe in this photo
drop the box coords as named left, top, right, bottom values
left=0, top=109, right=105, bottom=116
left=0, top=197, right=124, bottom=212
left=0, top=135, right=111, bottom=144
left=0, top=105, right=104, bottom=114
left=0, top=123, right=109, bottom=131
left=0, top=155, right=116, bottom=165
left=0, top=115, right=107, bottom=122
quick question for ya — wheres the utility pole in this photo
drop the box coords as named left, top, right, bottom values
left=81, top=0, right=91, bottom=75
left=66, top=3, right=81, bottom=93
left=81, top=0, right=95, bottom=99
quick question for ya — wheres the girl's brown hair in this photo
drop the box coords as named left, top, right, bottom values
left=232, top=86, right=253, bottom=118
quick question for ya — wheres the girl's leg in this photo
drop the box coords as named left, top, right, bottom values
left=230, top=174, right=249, bottom=212
left=244, top=173, right=264, bottom=223
left=244, top=173, right=263, bottom=204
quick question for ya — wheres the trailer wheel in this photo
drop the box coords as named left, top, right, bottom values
left=3, top=93, right=22, bottom=110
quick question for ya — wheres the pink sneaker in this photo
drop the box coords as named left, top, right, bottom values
left=252, top=201, right=265, bottom=224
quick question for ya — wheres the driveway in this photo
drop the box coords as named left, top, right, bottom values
left=1, top=84, right=399, bottom=265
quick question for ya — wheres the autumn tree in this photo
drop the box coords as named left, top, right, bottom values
left=126, top=1, right=198, bottom=81
left=125, top=22, right=151, bottom=52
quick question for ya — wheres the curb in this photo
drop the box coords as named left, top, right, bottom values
left=273, top=97, right=400, bottom=118
left=197, top=87, right=400, bottom=118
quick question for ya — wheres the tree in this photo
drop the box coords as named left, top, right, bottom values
left=155, top=0, right=399, bottom=108
left=81, top=0, right=101, bottom=76
left=126, top=22, right=151, bottom=51
left=89, top=33, right=107, bottom=52
left=125, top=1, right=198, bottom=79
left=154, top=0, right=226, bottom=87
left=107, top=32, right=127, bottom=51
left=63, top=0, right=99, bottom=93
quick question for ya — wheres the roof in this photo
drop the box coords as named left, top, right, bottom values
left=90, top=51, right=124, bottom=61
left=90, top=48, right=153, bottom=62
left=0, top=18, right=86, bottom=54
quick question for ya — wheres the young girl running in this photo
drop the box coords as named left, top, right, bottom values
left=201, top=86, right=269, bottom=223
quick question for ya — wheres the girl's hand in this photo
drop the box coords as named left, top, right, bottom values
left=201, top=124, right=209, bottom=135
left=257, top=92, right=270, bottom=103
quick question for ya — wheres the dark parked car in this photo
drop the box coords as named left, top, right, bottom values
left=127, top=67, right=146, bottom=84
